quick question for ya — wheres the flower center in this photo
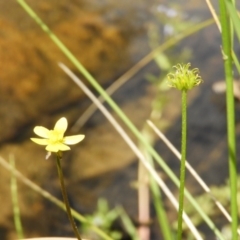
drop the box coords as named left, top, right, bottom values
left=48, top=130, right=64, bottom=144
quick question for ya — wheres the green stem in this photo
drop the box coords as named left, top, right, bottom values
left=150, top=177, right=173, bottom=240
left=219, top=1, right=238, bottom=239
left=177, top=90, right=187, bottom=240
left=56, top=152, right=82, bottom=240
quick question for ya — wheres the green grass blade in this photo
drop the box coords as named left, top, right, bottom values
left=225, top=0, right=240, bottom=43
left=219, top=0, right=238, bottom=239
left=10, top=155, right=24, bottom=239
left=224, top=0, right=240, bottom=74
left=232, top=52, right=240, bottom=74
left=117, top=206, right=140, bottom=240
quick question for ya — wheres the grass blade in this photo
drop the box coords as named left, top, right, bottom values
left=219, top=0, right=238, bottom=239
left=225, top=0, right=240, bottom=43
left=10, top=154, right=24, bottom=239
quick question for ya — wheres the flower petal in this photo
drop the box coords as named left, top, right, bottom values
left=46, top=143, right=70, bottom=152
left=31, top=138, right=49, bottom=145
left=54, top=117, right=68, bottom=133
left=34, top=126, right=50, bottom=138
left=64, top=135, right=85, bottom=145
left=45, top=144, right=59, bottom=152
left=57, top=143, right=71, bottom=151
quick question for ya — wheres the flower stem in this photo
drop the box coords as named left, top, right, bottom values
left=177, top=90, right=187, bottom=240
left=219, top=1, right=238, bottom=239
left=56, top=152, right=82, bottom=240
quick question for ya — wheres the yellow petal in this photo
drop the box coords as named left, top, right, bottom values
left=31, top=138, right=49, bottom=145
left=34, top=126, right=50, bottom=138
left=57, top=143, right=71, bottom=151
left=54, top=117, right=68, bottom=133
left=46, top=143, right=70, bottom=152
left=45, top=145, right=59, bottom=152
left=64, top=135, right=85, bottom=145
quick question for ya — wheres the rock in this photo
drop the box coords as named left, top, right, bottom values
left=0, top=10, right=129, bottom=143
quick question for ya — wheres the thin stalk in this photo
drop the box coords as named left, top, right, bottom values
left=219, top=1, right=238, bottom=239
left=55, top=152, right=82, bottom=240
left=205, top=0, right=240, bottom=77
left=150, top=176, right=173, bottom=240
left=10, top=155, right=24, bottom=239
left=138, top=160, right=150, bottom=240
left=177, top=90, right=187, bottom=240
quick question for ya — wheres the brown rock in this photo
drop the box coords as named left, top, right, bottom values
left=0, top=11, right=129, bottom=142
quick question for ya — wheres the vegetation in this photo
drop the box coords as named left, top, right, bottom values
left=0, top=0, right=239, bottom=239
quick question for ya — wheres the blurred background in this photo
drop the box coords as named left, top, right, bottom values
left=0, top=0, right=239, bottom=239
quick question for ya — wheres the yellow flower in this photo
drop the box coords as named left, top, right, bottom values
left=167, top=63, right=203, bottom=91
left=31, top=117, right=85, bottom=152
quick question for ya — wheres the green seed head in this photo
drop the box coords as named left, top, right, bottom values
left=167, top=63, right=203, bottom=91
